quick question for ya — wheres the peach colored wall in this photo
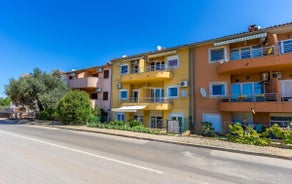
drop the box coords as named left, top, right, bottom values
left=193, top=43, right=231, bottom=131
left=277, top=32, right=292, bottom=41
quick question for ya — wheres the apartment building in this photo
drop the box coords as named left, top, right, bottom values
left=111, top=47, right=191, bottom=132
left=65, top=65, right=112, bottom=119
left=191, top=22, right=292, bottom=133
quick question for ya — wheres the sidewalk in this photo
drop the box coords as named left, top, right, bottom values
left=29, top=121, right=292, bottom=160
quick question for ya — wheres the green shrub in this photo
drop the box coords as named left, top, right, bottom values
left=201, top=122, right=215, bottom=137
left=56, top=90, right=92, bottom=125
left=263, top=124, right=292, bottom=145
left=127, top=120, right=143, bottom=128
left=40, top=108, right=56, bottom=120
left=227, top=123, right=270, bottom=146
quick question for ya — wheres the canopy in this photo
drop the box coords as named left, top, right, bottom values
left=111, top=106, right=146, bottom=112
left=214, top=32, right=267, bottom=46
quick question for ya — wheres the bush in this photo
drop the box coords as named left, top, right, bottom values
left=56, top=91, right=92, bottom=125
left=263, top=124, right=292, bottom=145
left=227, top=123, right=270, bottom=146
left=127, top=120, right=142, bottom=128
left=40, top=108, right=56, bottom=120
left=201, top=122, right=215, bottom=137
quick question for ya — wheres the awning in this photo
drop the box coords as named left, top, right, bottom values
left=214, top=32, right=267, bottom=46
left=148, top=50, right=177, bottom=58
left=111, top=106, right=146, bottom=112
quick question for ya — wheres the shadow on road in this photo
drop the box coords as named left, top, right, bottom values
left=0, top=119, right=33, bottom=125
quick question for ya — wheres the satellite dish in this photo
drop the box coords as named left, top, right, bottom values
left=157, top=45, right=163, bottom=51
left=181, top=90, right=188, bottom=98
left=200, top=87, right=207, bottom=98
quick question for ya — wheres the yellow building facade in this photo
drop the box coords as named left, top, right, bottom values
left=111, top=48, right=191, bottom=131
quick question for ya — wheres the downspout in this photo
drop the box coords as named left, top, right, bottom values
left=189, top=46, right=196, bottom=133
left=109, top=61, right=113, bottom=122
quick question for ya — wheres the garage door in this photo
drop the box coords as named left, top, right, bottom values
left=202, top=114, right=222, bottom=132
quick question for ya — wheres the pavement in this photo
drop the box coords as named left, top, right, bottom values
left=16, top=119, right=292, bottom=160
left=1, top=122, right=292, bottom=184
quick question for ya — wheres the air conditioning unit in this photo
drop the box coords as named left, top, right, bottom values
left=116, top=82, right=122, bottom=89
left=272, top=71, right=282, bottom=79
left=96, top=87, right=102, bottom=92
left=97, top=67, right=103, bottom=72
left=179, top=80, right=188, bottom=87
left=261, top=72, right=269, bottom=81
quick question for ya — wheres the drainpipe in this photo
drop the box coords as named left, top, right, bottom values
left=189, top=47, right=196, bottom=133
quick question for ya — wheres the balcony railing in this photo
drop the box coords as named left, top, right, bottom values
left=229, top=45, right=275, bottom=61
left=220, top=93, right=279, bottom=102
left=128, top=65, right=170, bottom=74
left=120, top=97, right=173, bottom=104
left=278, top=39, right=292, bottom=54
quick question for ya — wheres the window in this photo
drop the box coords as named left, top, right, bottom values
left=230, top=45, right=262, bottom=61
left=167, top=86, right=178, bottom=98
left=119, top=90, right=128, bottom=100
left=209, top=47, right=226, bottom=62
left=279, top=39, right=292, bottom=54
left=209, top=82, right=227, bottom=97
left=150, top=116, right=163, bottom=128
left=120, top=65, right=128, bottom=75
left=103, top=70, right=109, bottom=79
left=116, top=112, right=125, bottom=121
left=90, top=93, right=98, bottom=99
left=92, top=73, right=99, bottom=77
left=231, top=82, right=263, bottom=99
left=103, top=91, right=108, bottom=101
left=166, top=55, right=179, bottom=68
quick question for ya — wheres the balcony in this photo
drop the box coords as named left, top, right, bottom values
left=219, top=93, right=292, bottom=112
left=120, top=97, right=173, bottom=110
left=68, top=77, right=99, bottom=89
left=217, top=45, right=292, bottom=74
left=120, top=66, right=173, bottom=83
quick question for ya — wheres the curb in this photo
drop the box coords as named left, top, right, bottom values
left=50, top=125, right=292, bottom=160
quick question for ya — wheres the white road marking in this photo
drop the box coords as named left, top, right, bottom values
left=0, top=130, right=163, bottom=174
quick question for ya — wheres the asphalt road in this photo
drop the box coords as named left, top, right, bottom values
left=0, top=120, right=291, bottom=184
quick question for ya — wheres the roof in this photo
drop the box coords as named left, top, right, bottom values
left=64, top=63, right=111, bottom=74
left=111, top=22, right=292, bottom=61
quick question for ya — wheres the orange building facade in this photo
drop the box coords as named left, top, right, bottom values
left=191, top=23, right=292, bottom=133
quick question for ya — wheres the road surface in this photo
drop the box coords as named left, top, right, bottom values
left=0, top=120, right=291, bottom=184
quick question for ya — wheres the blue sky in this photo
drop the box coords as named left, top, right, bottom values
left=0, top=0, right=291, bottom=97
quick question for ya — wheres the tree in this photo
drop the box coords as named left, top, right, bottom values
left=5, top=68, right=68, bottom=112
left=0, top=97, right=11, bottom=107
left=56, top=90, right=93, bottom=125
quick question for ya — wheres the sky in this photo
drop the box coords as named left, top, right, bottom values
left=0, top=0, right=291, bottom=97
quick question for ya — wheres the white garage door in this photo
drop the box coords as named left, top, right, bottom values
left=202, top=114, right=222, bottom=132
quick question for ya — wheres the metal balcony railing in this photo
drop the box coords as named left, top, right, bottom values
left=229, top=45, right=276, bottom=61
left=128, top=65, right=171, bottom=74
left=120, top=97, right=173, bottom=104
left=220, top=93, right=279, bottom=102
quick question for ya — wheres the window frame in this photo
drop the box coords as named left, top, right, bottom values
left=166, top=55, right=180, bottom=68
left=103, top=91, right=109, bottom=101
left=120, top=64, right=129, bottom=75
left=209, top=82, right=227, bottom=97
left=167, top=86, right=179, bottom=99
left=208, top=46, right=227, bottom=63
left=103, top=70, right=109, bottom=79
left=119, top=89, right=128, bottom=100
